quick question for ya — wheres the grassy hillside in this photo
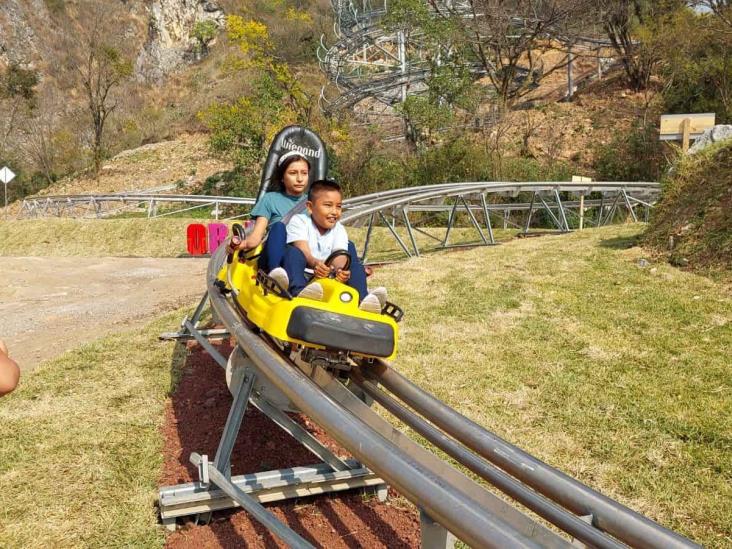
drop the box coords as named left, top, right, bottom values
left=644, top=140, right=732, bottom=276
left=0, top=224, right=729, bottom=546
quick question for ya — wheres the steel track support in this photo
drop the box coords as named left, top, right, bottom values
left=442, top=199, right=460, bottom=247
left=604, top=192, right=622, bottom=226
left=621, top=189, right=637, bottom=222
left=402, top=206, right=421, bottom=256
left=361, top=211, right=376, bottom=262
left=251, top=395, right=351, bottom=472
left=480, top=194, right=495, bottom=244
left=378, top=210, right=412, bottom=258
left=554, top=190, right=570, bottom=232
left=190, top=452, right=315, bottom=548
left=524, top=192, right=536, bottom=234
left=459, top=195, right=489, bottom=245
left=538, top=194, right=563, bottom=231
left=420, top=509, right=456, bottom=549
left=213, top=367, right=257, bottom=478
left=597, top=193, right=605, bottom=226
left=160, top=291, right=231, bottom=342
left=159, top=309, right=387, bottom=532
left=183, top=319, right=228, bottom=368
left=412, top=225, right=444, bottom=243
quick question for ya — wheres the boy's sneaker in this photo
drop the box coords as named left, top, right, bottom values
left=369, top=286, right=388, bottom=308
left=359, top=294, right=382, bottom=314
left=268, top=268, right=289, bottom=290
left=298, top=282, right=324, bottom=301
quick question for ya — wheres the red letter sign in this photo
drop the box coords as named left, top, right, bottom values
left=187, top=224, right=208, bottom=255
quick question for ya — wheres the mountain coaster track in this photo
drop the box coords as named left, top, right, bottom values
left=157, top=242, right=698, bottom=548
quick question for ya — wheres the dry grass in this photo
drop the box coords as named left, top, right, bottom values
left=0, top=218, right=516, bottom=259
left=0, top=310, right=187, bottom=548
left=0, top=219, right=197, bottom=257
left=368, top=223, right=731, bottom=547
left=0, top=222, right=728, bottom=547
left=349, top=225, right=520, bottom=262
left=644, top=139, right=732, bottom=277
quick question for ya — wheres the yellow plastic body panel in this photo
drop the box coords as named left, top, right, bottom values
left=217, top=246, right=398, bottom=360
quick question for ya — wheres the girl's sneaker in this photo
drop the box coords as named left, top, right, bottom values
left=268, top=268, right=289, bottom=290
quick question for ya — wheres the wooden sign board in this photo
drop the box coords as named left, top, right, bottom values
left=659, top=113, right=716, bottom=141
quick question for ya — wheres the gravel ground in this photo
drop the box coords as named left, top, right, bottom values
left=0, top=256, right=208, bottom=371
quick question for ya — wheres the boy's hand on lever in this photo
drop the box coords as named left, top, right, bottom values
left=229, top=236, right=253, bottom=252
left=313, top=260, right=331, bottom=279
left=228, top=236, right=242, bottom=252
left=335, top=269, right=350, bottom=283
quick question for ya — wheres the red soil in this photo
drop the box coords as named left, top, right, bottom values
left=161, top=343, right=421, bottom=548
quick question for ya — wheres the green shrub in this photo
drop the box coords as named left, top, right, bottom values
left=594, top=122, right=667, bottom=182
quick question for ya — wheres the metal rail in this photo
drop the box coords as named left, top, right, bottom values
left=350, top=369, right=625, bottom=549
left=197, top=244, right=698, bottom=548
left=17, top=181, right=658, bottom=224
left=364, top=361, right=698, bottom=549
left=339, top=181, right=658, bottom=260
left=18, top=193, right=254, bottom=220
left=205, top=245, right=572, bottom=548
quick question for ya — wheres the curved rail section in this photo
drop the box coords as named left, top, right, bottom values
left=340, top=181, right=659, bottom=260
left=17, top=193, right=255, bottom=220
left=17, top=180, right=658, bottom=236
left=161, top=244, right=698, bottom=547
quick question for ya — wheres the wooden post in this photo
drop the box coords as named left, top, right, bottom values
left=579, top=194, right=585, bottom=231
left=682, top=118, right=691, bottom=152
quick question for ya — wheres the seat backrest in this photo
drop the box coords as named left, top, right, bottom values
left=256, top=126, right=328, bottom=204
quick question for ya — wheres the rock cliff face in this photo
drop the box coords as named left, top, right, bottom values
left=0, top=0, right=225, bottom=81
left=136, top=0, right=225, bottom=82
left=0, top=0, right=49, bottom=68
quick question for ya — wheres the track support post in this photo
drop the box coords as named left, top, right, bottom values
left=420, top=509, right=456, bottom=549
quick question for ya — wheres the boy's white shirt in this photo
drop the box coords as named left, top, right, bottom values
left=286, top=213, right=349, bottom=262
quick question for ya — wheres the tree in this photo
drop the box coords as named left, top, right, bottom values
left=660, top=8, right=732, bottom=122
left=64, top=2, right=133, bottom=176
left=428, top=0, right=592, bottom=106
left=692, top=0, right=732, bottom=28
left=597, top=0, right=685, bottom=91
left=382, top=0, right=480, bottom=144
left=199, top=13, right=315, bottom=182
left=0, top=63, right=38, bottom=156
left=77, top=39, right=132, bottom=175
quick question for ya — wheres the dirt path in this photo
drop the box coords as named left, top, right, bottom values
left=0, top=256, right=208, bottom=371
